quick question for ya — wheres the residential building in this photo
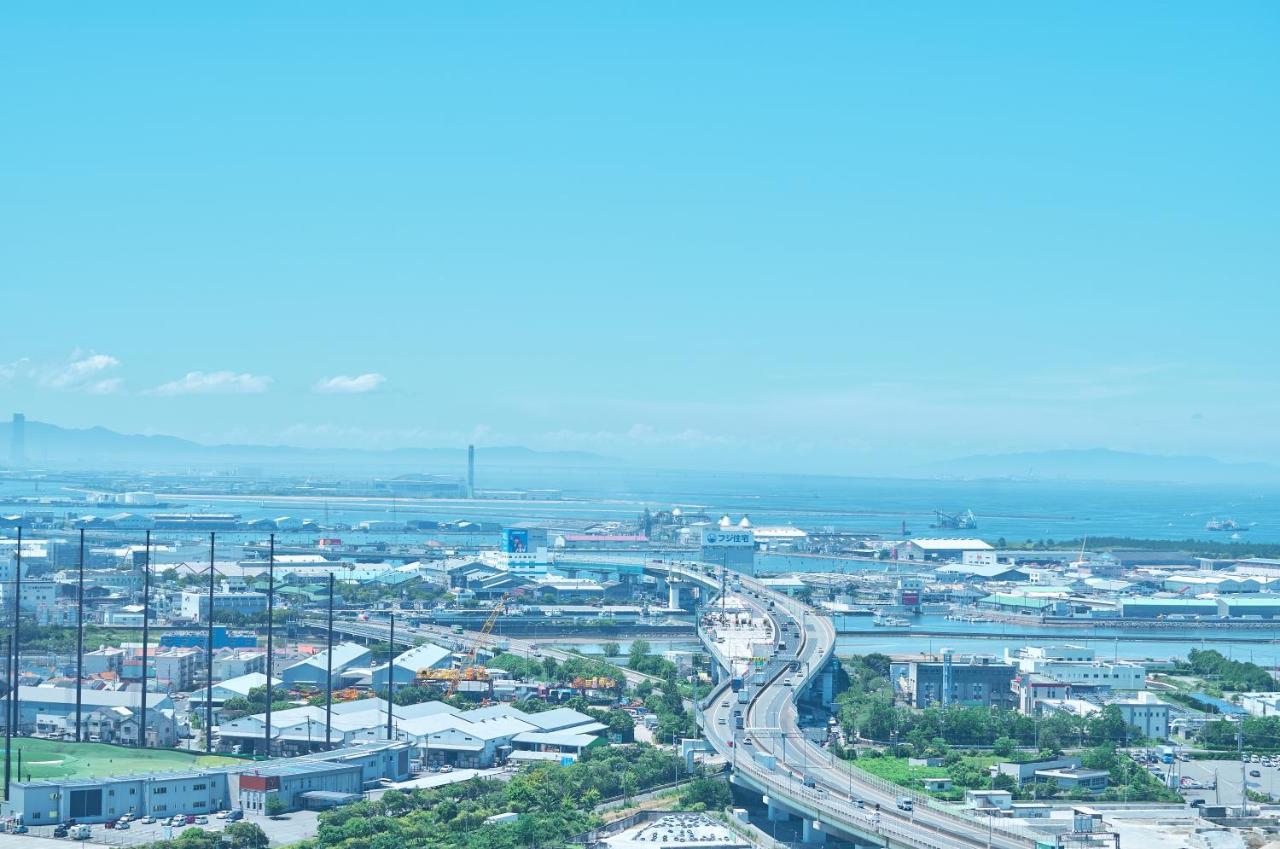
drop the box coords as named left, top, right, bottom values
left=179, top=590, right=268, bottom=624
left=212, top=649, right=267, bottom=680
left=11, top=686, right=178, bottom=746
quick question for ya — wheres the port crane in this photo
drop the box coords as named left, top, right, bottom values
left=931, top=508, right=977, bottom=530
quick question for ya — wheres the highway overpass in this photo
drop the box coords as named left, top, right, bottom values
left=686, top=566, right=1044, bottom=849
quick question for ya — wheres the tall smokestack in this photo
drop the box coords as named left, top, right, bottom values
left=9, top=414, right=24, bottom=468
left=467, top=444, right=475, bottom=498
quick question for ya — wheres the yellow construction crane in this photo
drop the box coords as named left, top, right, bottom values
left=446, top=594, right=508, bottom=694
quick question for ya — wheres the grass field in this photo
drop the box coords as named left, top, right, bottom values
left=9, top=739, right=240, bottom=781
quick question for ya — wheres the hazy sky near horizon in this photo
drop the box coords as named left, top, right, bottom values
left=3, top=4, right=1278, bottom=473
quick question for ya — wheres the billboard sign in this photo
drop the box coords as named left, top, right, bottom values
left=502, top=528, right=529, bottom=553
left=700, top=529, right=755, bottom=547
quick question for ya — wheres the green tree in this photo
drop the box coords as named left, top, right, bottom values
left=264, top=796, right=288, bottom=818
left=602, top=641, right=621, bottom=658
left=628, top=639, right=652, bottom=668
left=679, top=778, right=732, bottom=811
left=223, top=822, right=270, bottom=849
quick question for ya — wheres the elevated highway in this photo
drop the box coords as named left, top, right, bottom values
left=677, top=565, right=1041, bottom=849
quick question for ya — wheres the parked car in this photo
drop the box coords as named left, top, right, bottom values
left=195, top=816, right=208, bottom=824
left=226, top=810, right=244, bottom=822
left=141, top=816, right=156, bottom=824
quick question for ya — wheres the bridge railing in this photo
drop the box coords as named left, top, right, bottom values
left=730, top=580, right=1037, bottom=849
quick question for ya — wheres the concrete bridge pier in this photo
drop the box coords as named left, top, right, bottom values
left=801, top=819, right=827, bottom=844
left=820, top=659, right=836, bottom=706
left=668, top=580, right=699, bottom=611
left=765, top=798, right=790, bottom=822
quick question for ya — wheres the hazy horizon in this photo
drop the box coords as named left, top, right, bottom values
left=4, top=4, right=1278, bottom=475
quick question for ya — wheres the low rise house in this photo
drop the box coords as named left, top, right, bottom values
left=16, top=686, right=178, bottom=746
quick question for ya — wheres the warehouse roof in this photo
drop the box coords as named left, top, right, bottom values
left=981, top=594, right=1057, bottom=609
left=908, top=538, right=993, bottom=551
left=1121, top=597, right=1220, bottom=606
left=1220, top=596, right=1280, bottom=607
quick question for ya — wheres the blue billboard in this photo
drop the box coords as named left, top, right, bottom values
left=502, top=528, right=529, bottom=553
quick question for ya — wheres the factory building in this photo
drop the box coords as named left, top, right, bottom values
left=897, top=654, right=1018, bottom=709
left=1118, top=597, right=1220, bottom=619
left=1014, top=659, right=1145, bottom=691
left=700, top=528, right=756, bottom=574
left=371, top=642, right=454, bottom=689
left=281, top=642, right=372, bottom=690
left=0, top=742, right=411, bottom=824
left=1163, top=574, right=1265, bottom=594
left=1217, top=597, right=1280, bottom=620
left=899, top=538, right=993, bottom=563
left=218, top=699, right=607, bottom=765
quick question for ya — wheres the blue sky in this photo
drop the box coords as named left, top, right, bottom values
left=3, top=3, right=1278, bottom=473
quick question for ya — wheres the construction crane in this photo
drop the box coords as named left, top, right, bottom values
left=447, top=594, right=509, bottom=695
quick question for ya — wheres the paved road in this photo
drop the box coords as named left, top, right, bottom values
left=693, top=569, right=1037, bottom=849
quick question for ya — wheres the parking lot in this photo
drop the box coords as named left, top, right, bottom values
left=1178, top=756, right=1280, bottom=802
left=12, top=809, right=322, bottom=847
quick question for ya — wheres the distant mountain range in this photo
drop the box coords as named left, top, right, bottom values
left=924, top=448, right=1280, bottom=484
left=0, top=419, right=610, bottom=474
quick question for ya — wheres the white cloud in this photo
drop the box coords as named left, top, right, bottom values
left=0, top=358, right=29, bottom=384
left=313, top=373, right=386, bottom=394
left=37, top=352, right=122, bottom=393
left=151, top=371, right=272, bottom=396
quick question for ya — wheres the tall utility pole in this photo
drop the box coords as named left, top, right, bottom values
left=75, top=529, right=85, bottom=742
left=324, top=574, right=335, bottom=752
left=205, top=533, right=216, bottom=754
left=10, top=526, right=22, bottom=776
left=263, top=534, right=276, bottom=758
left=386, top=612, right=395, bottom=741
left=138, top=530, right=151, bottom=748
left=4, top=634, right=12, bottom=802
